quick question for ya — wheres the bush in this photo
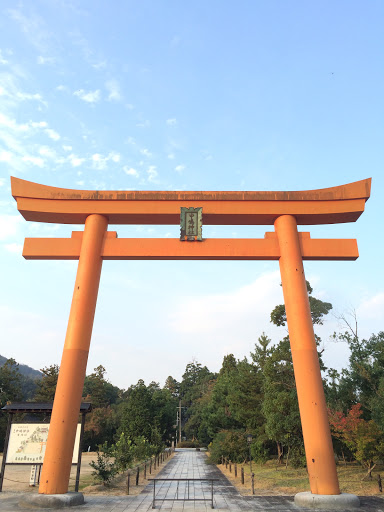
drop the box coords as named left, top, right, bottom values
left=177, top=440, right=200, bottom=448
left=113, top=432, right=134, bottom=471
left=208, top=431, right=248, bottom=464
left=90, top=443, right=117, bottom=485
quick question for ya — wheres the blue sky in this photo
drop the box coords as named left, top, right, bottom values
left=0, top=1, right=383, bottom=389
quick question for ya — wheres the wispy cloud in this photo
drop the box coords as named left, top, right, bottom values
left=22, top=155, right=44, bottom=167
left=105, top=79, right=122, bottom=101
left=166, top=118, right=177, bottom=126
left=0, top=50, right=9, bottom=65
left=140, top=148, right=152, bottom=157
left=136, top=120, right=150, bottom=128
left=68, top=154, right=86, bottom=167
left=175, top=164, right=185, bottom=173
left=45, top=128, right=60, bottom=141
left=0, top=214, right=22, bottom=240
left=147, top=165, right=158, bottom=183
left=8, top=7, right=53, bottom=52
left=37, top=55, right=55, bottom=65
left=74, top=88, right=101, bottom=103
left=91, top=152, right=121, bottom=170
left=124, top=166, right=139, bottom=178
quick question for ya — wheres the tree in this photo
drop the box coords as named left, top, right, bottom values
left=0, top=358, right=23, bottom=451
left=0, top=358, right=22, bottom=405
left=83, top=365, right=119, bottom=408
left=270, top=281, right=332, bottom=327
left=34, top=364, right=59, bottom=402
left=329, top=403, right=384, bottom=478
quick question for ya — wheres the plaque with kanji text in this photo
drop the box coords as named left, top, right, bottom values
left=180, top=207, right=203, bottom=241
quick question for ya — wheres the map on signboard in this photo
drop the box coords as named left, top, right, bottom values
left=6, top=423, right=81, bottom=464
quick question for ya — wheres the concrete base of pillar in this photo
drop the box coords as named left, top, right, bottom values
left=19, top=492, right=84, bottom=508
left=295, top=491, right=360, bottom=509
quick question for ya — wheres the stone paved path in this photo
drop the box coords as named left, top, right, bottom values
left=0, top=449, right=383, bottom=511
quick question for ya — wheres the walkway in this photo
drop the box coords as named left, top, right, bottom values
left=0, top=449, right=383, bottom=511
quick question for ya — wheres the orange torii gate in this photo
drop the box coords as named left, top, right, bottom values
left=11, top=177, right=371, bottom=501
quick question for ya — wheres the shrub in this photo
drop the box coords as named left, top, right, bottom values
left=90, top=443, right=117, bottom=485
left=208, top=431, right=248, bottom=464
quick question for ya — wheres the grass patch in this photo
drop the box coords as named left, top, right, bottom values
left=216, top=459, right=384, bottom=496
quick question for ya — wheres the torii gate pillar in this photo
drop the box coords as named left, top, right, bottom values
left=275, top=215, right=339, bottom=495
left=39, top=214, right=108, bottom=494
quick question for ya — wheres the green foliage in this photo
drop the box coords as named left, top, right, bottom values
left=270, top=281, right=332, bottom=327
left=112, top=432, right=134, bottom=471
left=90, top=443, right=117, bottom=485
left=208, top=430, right=248, bottom=464
left=34, top=364, right=59, bottom=402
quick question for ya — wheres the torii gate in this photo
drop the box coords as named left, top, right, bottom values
left=11, top=177, right=371, bottom=501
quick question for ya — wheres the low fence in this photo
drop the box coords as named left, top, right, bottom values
left=126, top=448, right=173, bottom=495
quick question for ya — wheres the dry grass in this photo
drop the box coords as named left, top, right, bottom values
left=215, top=459, right=384, bottom=497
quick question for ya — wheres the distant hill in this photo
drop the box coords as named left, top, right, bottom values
left=0, top=355, right=42, bottom=380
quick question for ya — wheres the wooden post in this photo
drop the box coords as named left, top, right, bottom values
left=127, top=471, right=130, bottom=495
left=136, top=466, right=140, bottom=486
left=241, top=467, right=244, bottom=485
left=39, top=214, right=108, bottom=494
left=275, top=215, right=340, bottom=495
left=235, top=463, right=237, bottom=478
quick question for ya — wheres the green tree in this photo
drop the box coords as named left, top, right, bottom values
left=270, top=281, right=332, bottom=327
left=34, top=364, right=59, bottom=402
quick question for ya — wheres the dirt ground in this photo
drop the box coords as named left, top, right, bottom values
left=0, top=452, right=174, bottom=495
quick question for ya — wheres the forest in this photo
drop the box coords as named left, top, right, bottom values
left=1, top=282, right=383, bottom=480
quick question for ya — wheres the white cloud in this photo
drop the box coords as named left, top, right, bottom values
left=110, top=152, right=121, bottom=163
left=0, top=150, right=12, bottom=162
left=0, top=113, right=29, bottom=132
left=91, top=152, right=121, bottom=170
left=30, top=121, right=48, bottom=128
left=123, top=166, right=139, bottom=178
left=0, top=50, right=8, bottom=65
left=68, top=154, right=85, bottom=167
left=105, top=80, right=122, bottom=101
left=168, top=271, right=284, bottom=359
left=0, top=214, right=22, bottom=240
left=166, top=118, right=177, bottom=126
left=140, top=148, right=152, bottom=157
left=358, top=293, right=384, bottom=320
left=56, top=85, right=69, bottom=92
left=4, top=243, right=23, bottom=254
left=147, top=165, right=158, bottom=182
left=62, top=145, right=72, bottom=151
left=92, top=61, right=107, bottom=70
left=22, top=155, right=44, bottom=167
left=45, top=128, right=60, bottom=141
left=37, top=55, right=55, bottom=65
left=175, top=164, right=185, bottom=173
left=167, top=153, right=175, bottom=160
left=136, top=120, right=150, bottom=128
left=0, top=178, right=6, bottom=186
left=74, top=89, right=101, bottom=103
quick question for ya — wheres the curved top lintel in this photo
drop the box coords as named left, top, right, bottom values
left=11, top=177, right=371, bottom=202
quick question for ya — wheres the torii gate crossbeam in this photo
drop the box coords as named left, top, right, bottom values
left=10, top=177, right=371, bottom=500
